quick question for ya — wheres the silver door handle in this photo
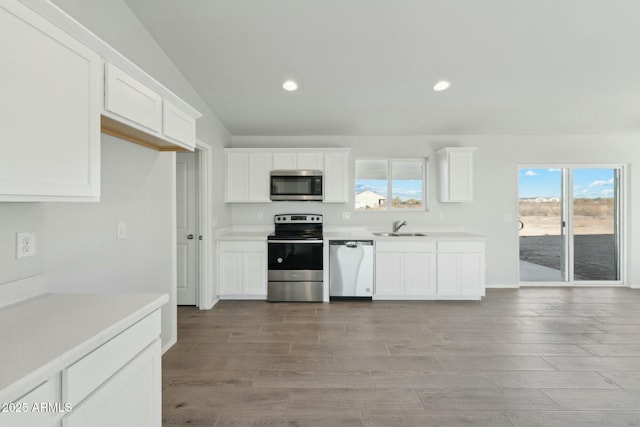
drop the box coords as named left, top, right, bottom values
left=187, top=234, right=195, bottom=240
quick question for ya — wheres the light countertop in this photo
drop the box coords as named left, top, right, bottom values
left=215, top=227, right=485, bottom=241
left=0, top=293, right=168, bottom=402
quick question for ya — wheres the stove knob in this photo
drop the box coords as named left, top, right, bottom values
left=277, top=258, right=283, bottom=263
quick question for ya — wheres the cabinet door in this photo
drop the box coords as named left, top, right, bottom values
left=0, top=0, right=101, bottom=201
left=218, top=251, right=243, bottom=295
left=272, top=152, right=297, bottom=170
left=162, top=100, right=196, bottom=150
left=104, top=63, right=162, bottom=133
left=448, top=151, right=473, bottom=202
left=243, top=251, right=267, bottom=295
left=404, top=253, right=436, bottom=296
left=297, top=152, right=324, bottom=171
left=248, top=153, right=272, bottom=202
left=375, top=253, right=404, bottom=296
left=64, top=340, right=161, bottom=427
left=436, top=253, right=460, bottom=295
left=323, top=151, right=349, bottom=203
left=459, top=253, right=485, bottom=295
left=225, top=152, right=249, bottom=202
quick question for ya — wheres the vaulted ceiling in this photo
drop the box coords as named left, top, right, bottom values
left=124, top=0, right=640, bottom=136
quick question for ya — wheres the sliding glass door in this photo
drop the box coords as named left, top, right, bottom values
left=518, top=166, right=622, bottom=284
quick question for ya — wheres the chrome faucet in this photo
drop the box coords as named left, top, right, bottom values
left=392, top=220, right=407, bottom=233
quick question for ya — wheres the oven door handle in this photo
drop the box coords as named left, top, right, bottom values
left=268, top=240, right=322, bottom=244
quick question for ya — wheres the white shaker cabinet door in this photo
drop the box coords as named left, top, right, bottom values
left=0, top=0, right=101, bottom=201
left=225, top=152, right=250, bottom=202
left=323, top=151, right=349, bottom=203
left=104, top=62, right=162, bottom=134
left=162, top=100, right=196, bottom=150
left=297, top=152, right=324, bottom=171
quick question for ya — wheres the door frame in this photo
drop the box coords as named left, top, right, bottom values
left=517, top=163, right=627, bottom=287
left=195, top=139, right=216, bottom=309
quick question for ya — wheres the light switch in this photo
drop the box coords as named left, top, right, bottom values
left=117, top=221, right=127, bottom=240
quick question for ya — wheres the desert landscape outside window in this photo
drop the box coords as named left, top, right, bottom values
left=518, top=166, right=622, bottom=283
left=355, top=159, right=426, bottom=211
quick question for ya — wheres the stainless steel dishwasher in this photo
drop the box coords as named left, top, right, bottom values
left=329, top=240, right=374, bottom=299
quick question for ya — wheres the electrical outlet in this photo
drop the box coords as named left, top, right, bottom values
left=16, top=232, right=36, bottom=258
left=342, top=212, right=351, bottom=220
left=117, top=221, right=127, bottom=240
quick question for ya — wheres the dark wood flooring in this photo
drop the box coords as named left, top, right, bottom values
left=163, top=288, right=640, bottom=427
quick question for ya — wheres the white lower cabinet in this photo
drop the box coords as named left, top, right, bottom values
left=0, top=309, right=162, bottom=427
left=436, top=242, right=486, bottom=298
left=218, top=241, right=267, bottom=298
left=374, top=242, right=437, bottom=299
left=63, top=340, right=160, bottom=427
left=374, top=240, right=485, bottom=300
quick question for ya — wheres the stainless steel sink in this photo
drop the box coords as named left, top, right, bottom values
left=373, top=232, right=427, bottom=237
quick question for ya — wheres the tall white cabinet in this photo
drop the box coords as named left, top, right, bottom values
left=0, top=0, right=101, bottom=202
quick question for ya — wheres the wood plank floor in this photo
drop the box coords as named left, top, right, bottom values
left=163, top=288, right=640, bottom=427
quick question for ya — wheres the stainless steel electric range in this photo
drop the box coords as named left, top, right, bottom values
left=267, top=214, right=323, bottom=302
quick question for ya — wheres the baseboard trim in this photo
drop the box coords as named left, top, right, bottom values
left=486, top=284, right=519, bottom=289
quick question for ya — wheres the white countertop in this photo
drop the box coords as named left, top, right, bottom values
left=215, top=226, right=485, bottom=241
left=0, top=293, right=168, bottom=402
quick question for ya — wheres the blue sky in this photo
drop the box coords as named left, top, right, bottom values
left=519, top=168, right=615, bottom=199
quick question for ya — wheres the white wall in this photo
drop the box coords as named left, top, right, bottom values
left=0, top=0, right=231, bottom=348
left=231, top=135, right=639, bottom=288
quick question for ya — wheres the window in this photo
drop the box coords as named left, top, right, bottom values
left=355, top=159, right=426, bottom=211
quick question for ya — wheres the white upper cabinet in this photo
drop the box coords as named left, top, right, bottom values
left=323, top=150, right=350, bottom=203
left=162, top=100, right=197, bottom=148
left=104, top=62, right=162, bottom=133
left=0, top=0, right=101, bottom=201
left=102, top=63, right=201, bottom=152
left=273, top=152, right=324, bottom=171
left=225, top=148, right=350, bottom=203
left=437, top=147, right=477, bottom=202
left=225, top=150, right=272, bottom=202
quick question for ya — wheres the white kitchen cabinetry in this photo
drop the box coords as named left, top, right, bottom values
left=323, top=150, right=350, bottom=203
left=436, top=241, right=485, bottom=298
left=102, top=63, right=200, bottom=152
left=0, top=0, right=101, bottom=202
left=273, top=152, right=324, bottom=171
left=5, top=377, right=62, bottom=427
left=63, top=340, right=160, bottom=427
left=62, top=310, right=161, bottom=427
left=225, top=150, right=272, bottom=202
left=218, top=241, right=267, bottom=298
left=437, top=147, right=477, bottom=202
left=224, top=148, right=350, bottom=203
left=374, top=242, right=437, bottom=299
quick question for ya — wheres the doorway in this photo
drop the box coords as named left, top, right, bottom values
left=176, top=151, right=198, bottom=305
left=518, top=166, right=623, bottom=284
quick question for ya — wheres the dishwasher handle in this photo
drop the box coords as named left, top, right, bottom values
left=329, top=240, right=374, bottom=247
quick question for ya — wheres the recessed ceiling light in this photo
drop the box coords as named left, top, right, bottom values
left=282, top=80, right=298, bottom=92
left=433, top=80, right=451, bottom=92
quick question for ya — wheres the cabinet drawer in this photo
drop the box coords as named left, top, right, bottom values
left=376, top=241, right=436, bottom=253
left=63, top=309, right=161, bottom=406
left=219, top=240, right=265, bottom=252
left=437, top=241, right=485, bottom=253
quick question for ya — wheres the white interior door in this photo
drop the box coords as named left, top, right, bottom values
left=176, top=152, right=197, bottom=305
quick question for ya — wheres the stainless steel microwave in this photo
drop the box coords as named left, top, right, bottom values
left=270, top=170, right=323, bottom=201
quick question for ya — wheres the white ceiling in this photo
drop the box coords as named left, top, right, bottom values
left=124, top=0, right=640, bottom=136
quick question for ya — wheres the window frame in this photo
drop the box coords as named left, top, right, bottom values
left=354, top=157, right=429, bottom=212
